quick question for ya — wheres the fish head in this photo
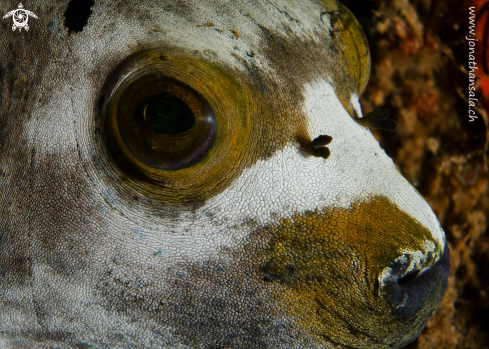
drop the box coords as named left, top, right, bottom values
left=0, top=0, right=449, bottom=348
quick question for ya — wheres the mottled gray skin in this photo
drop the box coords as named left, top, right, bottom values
left=0, top=0, right=448, bottom=348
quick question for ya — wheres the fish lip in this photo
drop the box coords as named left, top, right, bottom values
left=381, top=243, right=450, bottom=316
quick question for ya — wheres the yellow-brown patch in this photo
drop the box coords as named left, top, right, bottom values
left=250, top=196, right=444, bottom=348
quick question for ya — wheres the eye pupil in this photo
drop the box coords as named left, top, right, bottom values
left=144, top=93, right=195, bottom=135
left=107, top=69, right=218, bottom=173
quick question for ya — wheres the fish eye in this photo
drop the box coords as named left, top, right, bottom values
left=108, top=72, right=216, bottom=172
left=100, top=51, right=252, bottom=203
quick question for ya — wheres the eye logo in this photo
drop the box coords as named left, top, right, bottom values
left=2, top=3, right=38, bottom=32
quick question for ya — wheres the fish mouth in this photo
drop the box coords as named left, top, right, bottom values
left=379, top=242, right=450, bottom=319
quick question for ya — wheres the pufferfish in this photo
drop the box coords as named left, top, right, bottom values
left=0, top=0, right=449, bottom=348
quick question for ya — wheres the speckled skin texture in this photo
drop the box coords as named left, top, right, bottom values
left=0, top=1, right=449, bottom=348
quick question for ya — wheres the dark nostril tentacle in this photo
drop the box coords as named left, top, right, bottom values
left=380, top=243, right=450, bottom=318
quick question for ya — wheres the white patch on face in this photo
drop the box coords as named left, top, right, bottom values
left=86, top=144, right=332, bottom=263
left=301, top=79, right=445, bottom=247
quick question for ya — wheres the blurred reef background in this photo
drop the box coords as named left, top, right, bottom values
left=341, top=0, right=489, bottom=348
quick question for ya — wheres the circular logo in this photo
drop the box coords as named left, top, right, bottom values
left=12, top=9, right=28, bottom=28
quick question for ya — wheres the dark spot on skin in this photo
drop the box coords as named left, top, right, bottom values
left=261, top=260, right=324, bottom=285
left=47, top=21, right=56, bottom=30
left=253, top=21, right=287, bottom=52
left=64, top=0, right=94, bottom=33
